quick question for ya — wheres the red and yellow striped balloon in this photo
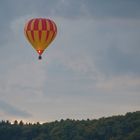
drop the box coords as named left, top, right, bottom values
left=24, top=18, right=57, bottom=59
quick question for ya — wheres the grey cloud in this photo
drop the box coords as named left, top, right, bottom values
left=0, top=0, right=140, bottom=45
left=0, top=100, right=31, bottom=118
left=84, top=0, right=140, bottom=19
left=104, top=46, right=140, bottom=75
left=1, top=0, right=140, bottom=20
left=95, top=46, right=140, bottom=76
left=88, top=20, right=140, bottom=76
left=0, top=0, right=139, bottom=46
left=0, top=0, right=139, bottom=122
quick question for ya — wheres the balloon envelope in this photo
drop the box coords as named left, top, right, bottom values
left=24, top=18, right=57, bottom=59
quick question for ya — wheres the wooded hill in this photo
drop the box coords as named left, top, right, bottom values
left=0, top=111, right=140, bottom=140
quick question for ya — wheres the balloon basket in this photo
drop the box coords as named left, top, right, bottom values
left=38, top=55, right=42, bottom=60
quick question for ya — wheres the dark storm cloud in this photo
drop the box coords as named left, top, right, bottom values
left=0, top=100, right=31, bottom=118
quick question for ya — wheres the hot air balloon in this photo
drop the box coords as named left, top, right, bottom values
left=24, top=18, right=57, bottom=60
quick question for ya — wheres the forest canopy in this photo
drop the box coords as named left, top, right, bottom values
left=0, top=111, right=140, bottom=140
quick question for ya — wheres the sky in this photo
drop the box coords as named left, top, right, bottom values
left=0, top=0, right=140, bottom=123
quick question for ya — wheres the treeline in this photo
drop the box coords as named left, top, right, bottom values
left=0, top=111, right=140, bottom=140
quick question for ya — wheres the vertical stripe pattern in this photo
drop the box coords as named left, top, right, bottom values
left=24, top=18, right=57, bottom=53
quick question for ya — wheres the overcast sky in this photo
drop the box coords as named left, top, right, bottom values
left=0, top=0, right=140, bottom=122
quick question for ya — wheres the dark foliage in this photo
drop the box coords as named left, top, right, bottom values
left=0, top=111, right=139, bottom=140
